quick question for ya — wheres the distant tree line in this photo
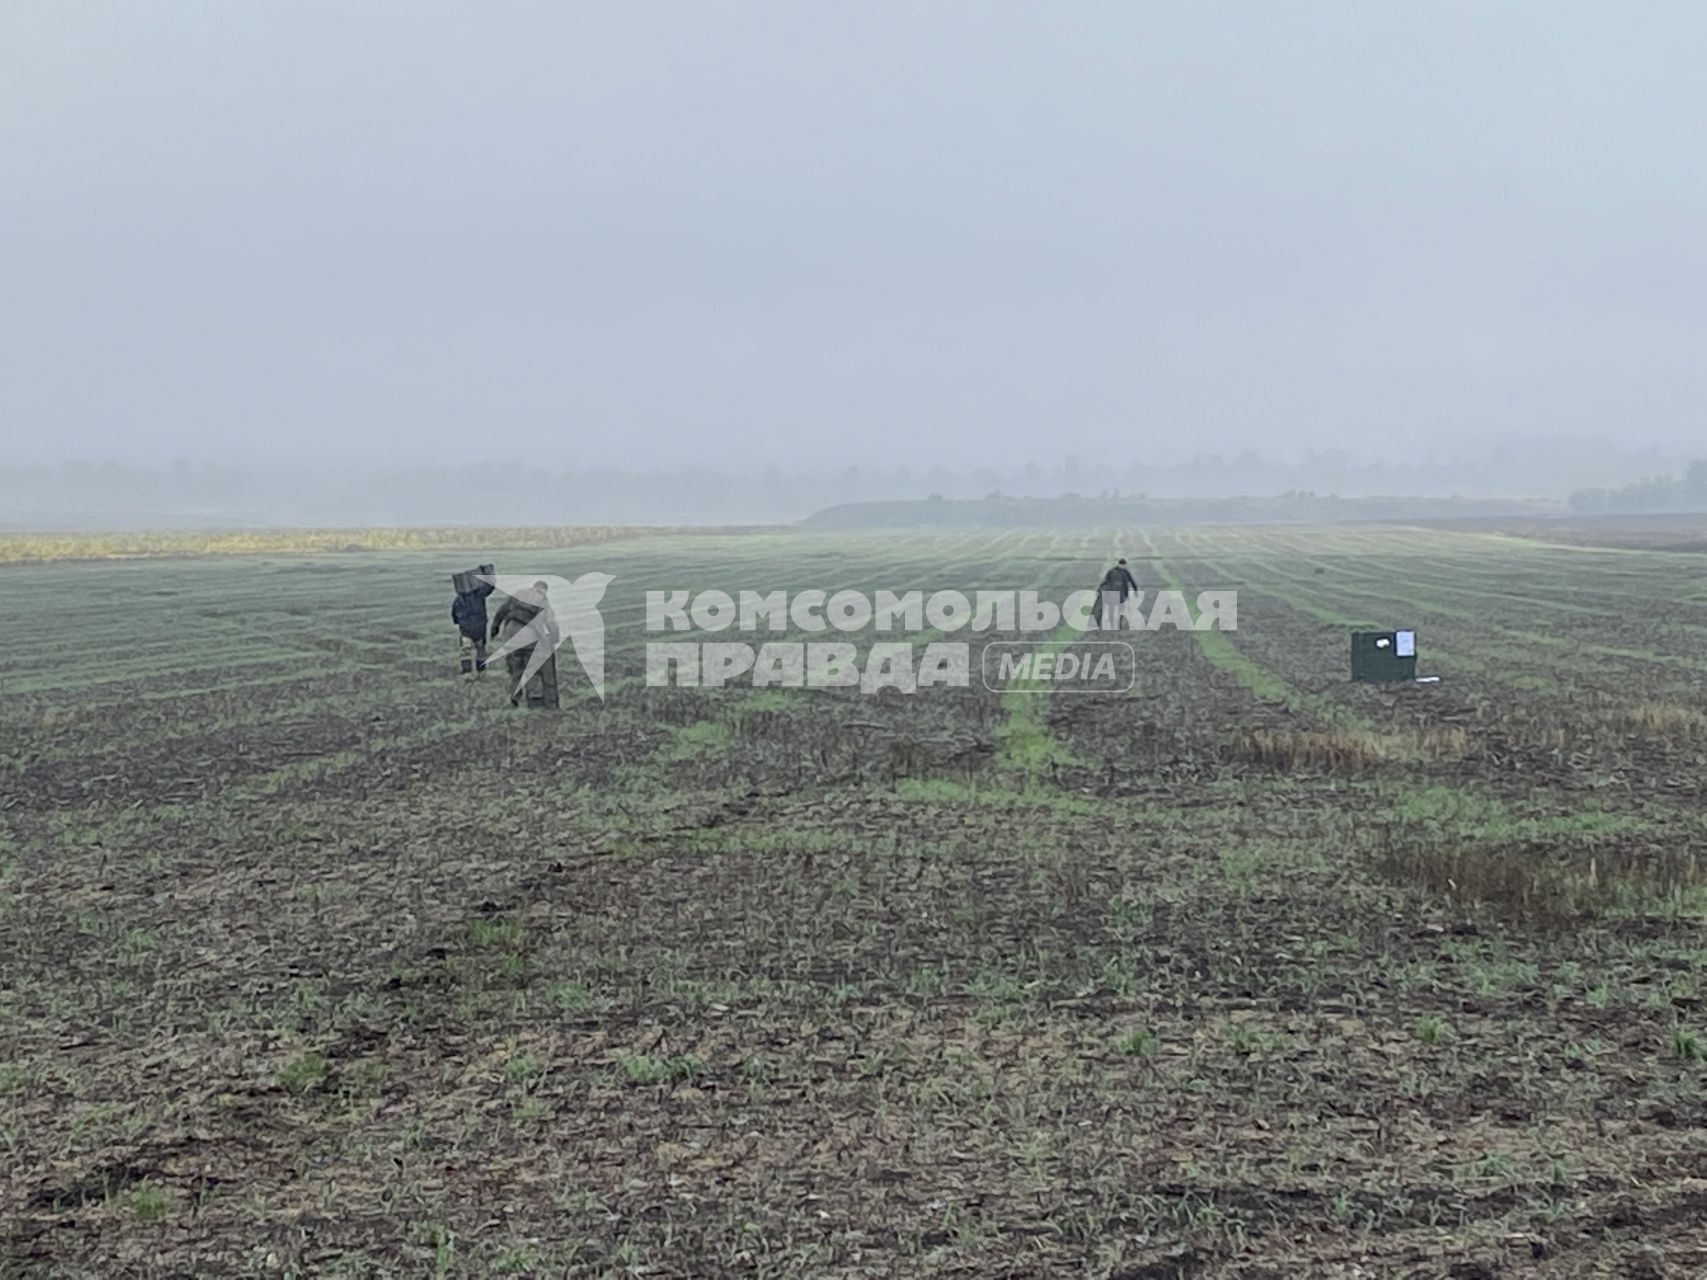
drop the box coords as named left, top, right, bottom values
left=806, top=492, right=1558, bottom=530
left=0, top=444, right=1694, bottom=529
left=1570, top=460, right=1707, bottom=513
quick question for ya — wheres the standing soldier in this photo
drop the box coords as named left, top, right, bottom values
left=490, top=579, right=561, bottom=708
left=1091, top=558, right=1140, bottom=629
left=450, top=564, right=496, bottom=676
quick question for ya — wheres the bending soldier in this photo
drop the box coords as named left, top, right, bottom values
left=1091, top=558, right=1140, bottom=630
left=490, top=579, right=562, bottom=709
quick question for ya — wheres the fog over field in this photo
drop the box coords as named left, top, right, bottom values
left=0, top=444, right=1695, bottom=530
left=4, top=2, right=1707, bottom=524
left=11, top=9, right=1707, bottom=1275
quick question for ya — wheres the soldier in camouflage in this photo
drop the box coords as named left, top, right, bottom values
left=1091, top=558, right=1140, bottom=629
left=490, top=580, right=561, bottom=708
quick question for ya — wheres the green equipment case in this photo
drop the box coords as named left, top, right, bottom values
left=1350, top=630, right=1417, bottom=683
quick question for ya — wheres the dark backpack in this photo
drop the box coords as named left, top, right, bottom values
left=451, top=592, right=485, bottom=634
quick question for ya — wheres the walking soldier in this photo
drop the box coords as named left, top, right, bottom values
left=450, top=564, right=496, bottom=675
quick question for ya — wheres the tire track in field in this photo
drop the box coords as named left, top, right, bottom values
left=1145, top=531, right=1367, bottom=730
left=989, top=530, right=1129, bottom=773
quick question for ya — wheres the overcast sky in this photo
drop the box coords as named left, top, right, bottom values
left=3, top=2, right=1704, bottom=470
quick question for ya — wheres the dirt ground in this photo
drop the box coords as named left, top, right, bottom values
left=2, top=525, right=1705, bottom=1277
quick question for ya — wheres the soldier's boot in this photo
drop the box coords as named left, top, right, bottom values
left=537, top=658, right=560, bottom=709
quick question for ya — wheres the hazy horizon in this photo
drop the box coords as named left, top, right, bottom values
left=1, top=441, right=1699, bottom=530
left=5, top=3, right=1706, bottom=477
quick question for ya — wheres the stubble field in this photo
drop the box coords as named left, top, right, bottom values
left=2, top=523, right=1706, bottom=1278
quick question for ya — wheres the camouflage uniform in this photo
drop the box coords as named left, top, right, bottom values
left=491, top=584, right=561, bottom=708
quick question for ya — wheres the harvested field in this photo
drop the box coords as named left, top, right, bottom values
left=3, top=524, right=1706, bottom=1277
left=1422, top=513, right=1707, bottom=555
